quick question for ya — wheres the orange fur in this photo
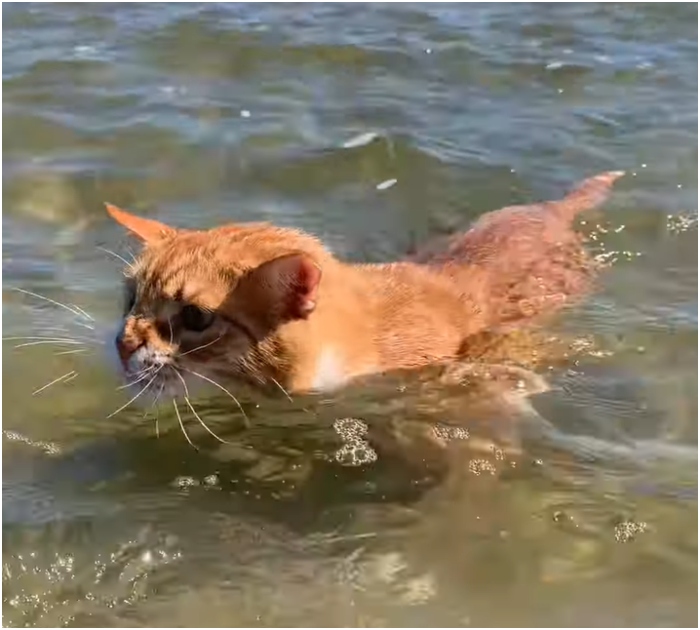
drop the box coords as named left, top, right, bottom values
left=107, top=171, right=623, bottom=395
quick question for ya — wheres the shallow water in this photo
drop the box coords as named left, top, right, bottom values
left=2, top=3, right=698, bottom=627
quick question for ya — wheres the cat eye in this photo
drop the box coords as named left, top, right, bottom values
left=181, top=304, right=214, bottom=332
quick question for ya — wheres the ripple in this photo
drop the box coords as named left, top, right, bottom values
left=2, top=3, right=698, bottom=627
left=138, top=18, right=410, bottom=82
left=4, top=58, right=117, bottom=90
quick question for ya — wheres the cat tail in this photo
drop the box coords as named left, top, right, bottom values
left=549, top=170, right=625, bottom=220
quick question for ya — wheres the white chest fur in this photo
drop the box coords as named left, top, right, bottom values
left=310, top=347, right=349, bottom=392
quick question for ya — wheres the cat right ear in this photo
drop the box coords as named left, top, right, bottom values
left=105, top=204, right=175, bottom=244
left=243, top=252, right=322, bottom=322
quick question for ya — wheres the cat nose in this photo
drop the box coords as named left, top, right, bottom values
left=115, top=332, right=144, bottom=371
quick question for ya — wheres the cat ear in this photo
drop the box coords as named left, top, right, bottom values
left=248, top=253, right=322, bottom=321
left=105, top=204, right=174, bottom=244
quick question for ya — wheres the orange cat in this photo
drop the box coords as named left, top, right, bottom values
left=107, top=171, right=623, bottom=398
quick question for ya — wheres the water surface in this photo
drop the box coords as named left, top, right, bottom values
left=2, top=3, right=698, bottom=627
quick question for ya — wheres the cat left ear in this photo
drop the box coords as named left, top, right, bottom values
left=247, top=253, right=322, bottom=321
left=105, top=204, right=175, bottom=244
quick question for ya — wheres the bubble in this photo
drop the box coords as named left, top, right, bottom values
left=433, top=423, right=470, bottom=441
left=468, top=459, right=496, bottom=475
left=666, top=212, right=698, bottom=234
left=3, top=531, right=182, bottom=625
left=492, top=447, right=506, bottom=461
left=333, top=418, right=377, bottom=467
left=172, top=476, right=199, bottom=489
left=203, top=474, right=220, bottom=486
left=335, top=440, right=378, bottom=467
left=614, top=520, right=647, bottom=543
left=334, top=417, right=368, bottom=440
left=3, top=429, right=61, bottom=455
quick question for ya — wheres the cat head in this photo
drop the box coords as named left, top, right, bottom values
left=106, top=204, right=330, bottom=400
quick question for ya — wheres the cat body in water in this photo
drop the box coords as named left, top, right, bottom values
left=108, top=171, right=623, bottom=400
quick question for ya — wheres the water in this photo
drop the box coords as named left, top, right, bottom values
left=2, top=3, right=697, bottom=626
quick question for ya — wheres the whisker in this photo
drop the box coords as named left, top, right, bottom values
left=117, top=365, right=157, bottom=390
left=46, top=328, right=86, bottom=338
left=170, top=365, right=190, bottom=397
left=173, top=400, right=198, bottom=450
left=170, top=367, right=232, bottom=444
left=4, top=336, right=87, bottom=342
left=270, top=377, right=294, bottom=403
left=69, top=303, right=95, bottom=322
left=178, top=334, right=223, bottom=357
left=4, top=334, right=100, bottom=344
left=168, top=319, right=174, bottom=346
left=153, top=383, right=165, bottom=438
left=32, top=370, right=77, bottom=396
left=40, top=324, right=98, bottom=339
left=11, top=288, right=85, bottom=318
left=14, top=340, right=85, bottom=349
left=63, top=372, right=79, bottom=385
left=141, top=380, right=160, bottom=420
left=54, top=348, right=89, bottom=356
left=11, top=288, right=95, bottom=329
left=96, top=245, right=134, bottom=269
left=185, top=396, right=232, bottom=444
left=180, top=367, right=251, bottom=428
left=106, top=369, right=162, bottom=419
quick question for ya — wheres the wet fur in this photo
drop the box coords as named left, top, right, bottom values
left=107, top=171, right=623, bottom=397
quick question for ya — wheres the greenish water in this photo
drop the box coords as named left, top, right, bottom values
left=2, top=3, right=697, bottom=627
